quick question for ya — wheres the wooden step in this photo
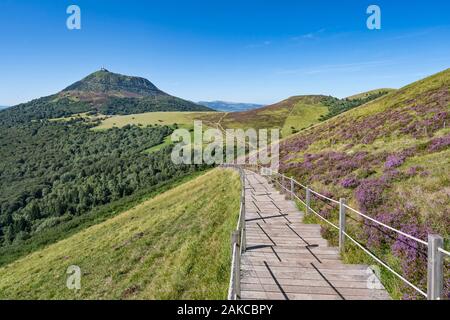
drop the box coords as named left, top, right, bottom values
left=237, top=169, right=391, bottom=300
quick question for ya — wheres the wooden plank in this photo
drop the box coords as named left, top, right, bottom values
left=238, top=170, right=390, bottom=300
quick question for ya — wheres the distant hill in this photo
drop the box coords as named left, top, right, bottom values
left=197, top=101, right=264, bottom=112
left=199, top=95, right=328, bottom=137
left=0, top=69, right=212, bottom=125
left=199, top=91, right=393, bottom=138
left=62, top=68, right=165, bottom=97
left=279, top=69, right=450, bottom=299
left=0, top=106, right=9, bottom=110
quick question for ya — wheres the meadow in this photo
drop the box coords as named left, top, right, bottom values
left=94, top=111, right=219, bottom=130
left=0, top=168, right=240, bottom=299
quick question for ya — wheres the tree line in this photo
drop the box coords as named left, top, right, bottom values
left=0, top=119, right=209, bottom=246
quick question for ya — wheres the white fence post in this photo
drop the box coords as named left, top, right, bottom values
left=427, top=234, right=443, bottom=300
left=290, top=177, right=294, bottom=200
left=281, top=175, right=285, bottom=194
left=306, top=187, right=311, bottom=215
left=241, top=170, right=246, bottom=253
left=231, top=231, right=241, bottom=299
left=339, top=198, right=346, bottom=253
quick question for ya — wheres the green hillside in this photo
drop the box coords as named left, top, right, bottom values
left=198, top=93, right=390, bottom=139
left=211, top=95, right=327, bottom=137
left=0, top=168, right=240, bottom=299
left=346, top=88, right=396, bottom=100
left=62, top=69, right=165, bottom=97
left=0, top=70, right=211, bottom=125
left=279, top=69, right=450, bottom=299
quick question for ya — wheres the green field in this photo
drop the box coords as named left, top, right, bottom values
left=94, top=111, right=219, bottom=130
left=91, top=96, right=329, bottom=140
left=281, top=100, right=328, bottom=136
left=0, top=168, right=240, bottom=299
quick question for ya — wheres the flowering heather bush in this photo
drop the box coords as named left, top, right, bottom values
left=363, top=203, right=433, bottom=299
left=428, top=133, right=450, bottom=152
left=406, top=166, right=424, bottom=176
left=381, top=169, right=404, bottom=183
left=355, top=178, right=388, bottom=213
left=399, top=146, right=418, bottom=158
left=384, top=154, right=405, bottom=169
left=364, top=207, right=398, bottom=248
left=278, top=81, right=450, bottom=300
left=419, top=170, right=430, bottom=177
left=340, top=176, right=359, bottom=189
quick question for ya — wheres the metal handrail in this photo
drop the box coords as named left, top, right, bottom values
left=241, top=163, right=447, bottom=300
left=223, top=164, right=246, bottom=300
left=343, top=204, right=428, bottom=246
left=343, top=230, right=427, bottom=298
left=439, top=247, right=450, bottom=257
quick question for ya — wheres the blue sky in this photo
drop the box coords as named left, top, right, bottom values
left=0, top=0, right=449, bottom=105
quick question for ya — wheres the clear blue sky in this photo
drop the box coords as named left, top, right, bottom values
left=0, top=0, right=449, bottom=106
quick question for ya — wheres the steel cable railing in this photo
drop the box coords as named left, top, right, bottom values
left=343, top=205, right=428, bottom=246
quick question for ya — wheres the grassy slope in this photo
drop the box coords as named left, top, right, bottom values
left=280, top=69, right=450, bottom=299
left=346, top=88, right=396, bottom=100
left=0, top=168, right=240, bottom=299
left=0, top=169, right=209, bottom=268
left=281, top=97, right=328, bottom=136
left=210, top=95, right=328, bottom=138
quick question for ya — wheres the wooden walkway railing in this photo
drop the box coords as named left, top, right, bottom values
left=224, top=164, right=448, bottom=300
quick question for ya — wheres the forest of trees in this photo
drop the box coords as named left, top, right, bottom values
left=0, top=96, right=93, bottom=126
left=98, top=96, right=211, bottom=115
left=320, top=90, right=391, bottom=121
left=0, top=119, right=209, bottom=246
left=0, top=94, right=211, bottom=127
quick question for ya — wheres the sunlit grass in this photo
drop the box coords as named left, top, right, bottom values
left=281, top=101, right=328, bottom=137
left=0, top=168, right=240, bottom=299
left=94, top=111, right=218, bottom=130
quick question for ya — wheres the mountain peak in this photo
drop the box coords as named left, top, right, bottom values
left=62, top=70, right=166, bottom=98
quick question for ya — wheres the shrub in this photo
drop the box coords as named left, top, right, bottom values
left=355, top=178, right=388, bottom=213
left=384, top=154, right=405, bottom=169
left=428, top=133, right=450, bottom=152
left=340, top=176, right=360, bottom=189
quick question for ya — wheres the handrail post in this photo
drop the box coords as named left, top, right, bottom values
left=305, top=187, right=311, bottom=215
left=339, top=198, right=346, bottom=253
left=241, top=170, right=246, bottom=253
left=231, top=230, right=241, bottom=300
left=290, top=177, right=294, bottom=200
left=281, top=175, right=285, bottom=194
left=427, top=234, right=443, bottom=300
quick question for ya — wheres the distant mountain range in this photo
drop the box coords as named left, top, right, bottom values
left=0, top=106, right=9, bottom=110
left=0, top=69, right=212, bottom=124
left=197, top=101, right=264, bottom=112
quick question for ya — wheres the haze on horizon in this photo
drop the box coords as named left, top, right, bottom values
left=0, top=0, right=449, bottom=106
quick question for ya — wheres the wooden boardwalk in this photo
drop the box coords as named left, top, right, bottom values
left=240, top=170, right=391, bottom=300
